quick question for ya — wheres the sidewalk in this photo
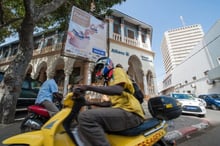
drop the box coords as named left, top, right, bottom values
left=164, top=116, right=209, bottom=142
left=141, top=100, right=210, bottom=142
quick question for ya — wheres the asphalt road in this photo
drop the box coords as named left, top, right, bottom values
left=177, top=109, right=220, bottom=146
left=0, top=121, right=21, bottom=146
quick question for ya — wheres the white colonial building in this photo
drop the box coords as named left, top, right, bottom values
left=0, top=9, right=157, bottom=98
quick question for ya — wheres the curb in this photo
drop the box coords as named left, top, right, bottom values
left=164, top=119, right=210, bottom=142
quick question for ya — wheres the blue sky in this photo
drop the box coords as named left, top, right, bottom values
left=113, top=0, right=220, bottom=83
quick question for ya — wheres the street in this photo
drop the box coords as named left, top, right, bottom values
left=0, top=121, right=21, bottom=146
left=1, top=109, right=220, bottom=146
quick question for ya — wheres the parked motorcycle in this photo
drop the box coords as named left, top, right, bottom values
left=20, top=94, right=63, bottom=132
left=3, top=89, right=182, bottom=146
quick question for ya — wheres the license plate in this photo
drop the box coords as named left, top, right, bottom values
left=186, top=106, right=197, bottom=110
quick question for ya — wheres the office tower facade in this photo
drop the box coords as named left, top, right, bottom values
left=161, top=24, right=204, bottom=74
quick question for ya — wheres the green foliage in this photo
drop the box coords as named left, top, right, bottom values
left=0, top=0, right=24, bottom=43
left=0, top=0, right=126, bottom=44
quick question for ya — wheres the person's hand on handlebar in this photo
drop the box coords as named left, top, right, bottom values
left=53, top=92, right=63, bottom=100
left=74, top=84, right=88, bottom=92
left=72, top=87, right=86, bottom=99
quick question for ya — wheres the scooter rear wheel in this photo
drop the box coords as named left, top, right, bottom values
left=20, top=117, right=43, bottom=133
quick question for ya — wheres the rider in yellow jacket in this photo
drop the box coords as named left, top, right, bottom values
left=76, top=57, right=145, bottom=146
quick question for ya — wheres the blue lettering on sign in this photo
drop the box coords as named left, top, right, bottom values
left=92, top=48, right=106, bottom=56
left=111, top=48, right=129, bottom=56
left=141, top=56, right=152, bottom=62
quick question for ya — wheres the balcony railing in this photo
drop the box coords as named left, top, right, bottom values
left=0, top=43, right=63, bottom=65
left=0, top=56, right=15, bottom=65
left=112, top=33, right=148, bottom=50
left=42, top=46, right=53, bottom=53
left=142, top=43, right=148, bottom=48
left=33, top=43, right=63, bottom=56
left=113, top=33, right=122, bottom=42
left=54, top=43, right=63, bottom=51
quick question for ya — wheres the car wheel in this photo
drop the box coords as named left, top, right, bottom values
left=211, top=104, right=218, bottom=110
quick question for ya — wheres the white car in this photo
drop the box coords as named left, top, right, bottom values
left=170, top=93, right=206, bottom=117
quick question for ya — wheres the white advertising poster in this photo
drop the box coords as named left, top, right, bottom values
left=64, top=6, right=107, bottom=62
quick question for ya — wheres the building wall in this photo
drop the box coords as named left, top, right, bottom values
left=205, top=20, right=220, bottom=68
left=171, top=40, right=212, bottom=95
left=109, top=40, right=157, bottom=96
left=107, top=10, right=157, bottom=97
left=161, top=20, right=220, bottom=96
left=109, top=43, right=154, bottom=73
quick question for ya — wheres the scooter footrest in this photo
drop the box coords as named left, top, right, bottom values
left=109, top=118, right=160, bottom=136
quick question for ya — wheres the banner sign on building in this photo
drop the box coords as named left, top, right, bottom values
left=63, top=6, right=107, bottom=62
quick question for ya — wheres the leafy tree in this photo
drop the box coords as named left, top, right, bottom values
left=0, top=0, right=125, bottom=124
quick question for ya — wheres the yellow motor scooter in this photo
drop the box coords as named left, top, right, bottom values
left=3, top=89, right=181, bottom=146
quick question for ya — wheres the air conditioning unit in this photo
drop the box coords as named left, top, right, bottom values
left=207, top=79, right=215, bottom=85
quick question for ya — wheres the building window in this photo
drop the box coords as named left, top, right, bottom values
left=127, top=29, right=135, bottom=39
left=204, top=70, right=209, bottom=76
left=11, top=45, right=18, bottom=56
left=34, top=41, right=40, bottom=50
left=192, top=76, right=196, bottom=80
left=3, top=47, right=9, bottom=58
left=113, top=23, right=120, bottom=34
left=46, top=38, right=54, bottom=46
left=141, top=33, right=146, bottom=43
left=57, top=33, right=65, bottom=43
left=56, top=33, right=66, bottom=43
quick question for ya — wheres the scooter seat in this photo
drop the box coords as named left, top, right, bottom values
left=28, top=105, right=50, bottom=117
left=109, top=118, right=160, bottom=136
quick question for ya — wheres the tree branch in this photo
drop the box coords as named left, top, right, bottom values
left=0, top=17, right=23, bottom=29
left=0, top=0, right=3, bottom=25
left=34, top=0, right=67, bottom=22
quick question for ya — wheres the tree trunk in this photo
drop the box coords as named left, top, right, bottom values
left=0, top=10, right=34, bottom=124
left=0, top=0, right=67, bottom=124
